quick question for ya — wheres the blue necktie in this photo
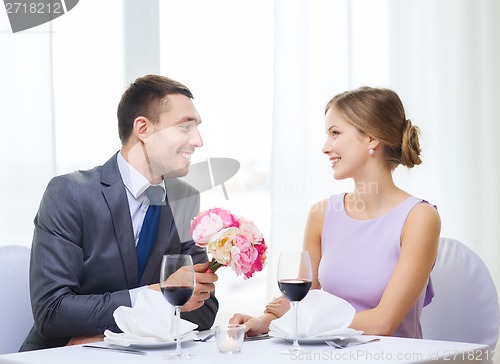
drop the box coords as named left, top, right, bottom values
left=136, top=185, right=164, bottom=281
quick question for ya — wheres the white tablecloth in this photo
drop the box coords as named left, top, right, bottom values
left=0, top=333, right=492, bottom=364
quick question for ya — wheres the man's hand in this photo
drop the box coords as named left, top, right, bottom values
left=148, top=262, right=217, bottom=312
left=181, top=262, right=217, bottom=312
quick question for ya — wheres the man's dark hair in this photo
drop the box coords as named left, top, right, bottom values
left=117, top=74, right=193, bottom=144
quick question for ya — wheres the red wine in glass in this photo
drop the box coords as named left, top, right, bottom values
left=277, top=250, right=313, bottom=355
left=160, top=254, right=195, bottom=360
left=161, top=286, right=194, bottom=307
left=278, top=279, right=312, bottom=302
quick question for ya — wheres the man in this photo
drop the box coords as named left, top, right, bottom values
left=20, top=75, right=218, bottom=351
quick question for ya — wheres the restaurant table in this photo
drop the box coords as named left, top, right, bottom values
left=0, top=333, right=493, bottom=364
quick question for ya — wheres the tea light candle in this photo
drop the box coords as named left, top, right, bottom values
left=217, top=336, right=240, bottom=353
left=215, top=324, right=244, bottom=354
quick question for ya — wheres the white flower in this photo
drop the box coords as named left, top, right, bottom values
left=207, top=227, right=239, bottom=265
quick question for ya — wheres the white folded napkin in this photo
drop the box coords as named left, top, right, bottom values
left=269, top=290, right=359, bottom=339
left=104, top=289, right=197, bottom=345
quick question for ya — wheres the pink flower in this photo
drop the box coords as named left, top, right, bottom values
left=190, top=207, right=267, bottom=279
left=211, top=208, right=240, bottom=229
left=239, top=217, right=263, bottom=243
left=191, top=213, right=224, bottom=248
left=229, top=233, right=257, bottom=276
left=244, top=239, right=267, bottom=278
left=190, top=208, right=240, bottom=248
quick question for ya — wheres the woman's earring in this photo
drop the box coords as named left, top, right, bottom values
left=369, top=148, right=375, bottom=156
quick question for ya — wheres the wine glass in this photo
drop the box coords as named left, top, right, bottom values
left=277, top=250, right=313, bottom=355
left=160, top=254, right=196, bottom=360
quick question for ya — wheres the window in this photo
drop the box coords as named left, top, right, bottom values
left=160, top=0, right=274, bottom=323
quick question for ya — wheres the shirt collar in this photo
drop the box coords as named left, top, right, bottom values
left=117, top=152, right=165, bottom=200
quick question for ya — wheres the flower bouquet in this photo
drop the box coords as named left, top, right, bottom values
left=190, top=208, right=267, bottom=278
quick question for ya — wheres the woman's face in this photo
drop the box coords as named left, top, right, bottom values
left=322, top=106, right=372, bottom=180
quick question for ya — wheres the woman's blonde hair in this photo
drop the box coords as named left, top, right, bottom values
left=325, top=86, right=421, bottom=169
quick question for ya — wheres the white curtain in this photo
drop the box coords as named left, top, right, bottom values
left=0, top=1, right=124, bottom=247
left=52, top=1, right=123, bottom=173
left=269, top=0, right=391, bottom=295
left=387, top=0, right=500, bottom=290
left=0, top=16, right=55, bottom=245
left=270, top=0, right=500, bottom=295
left=159, top=0, right=275, bottom=322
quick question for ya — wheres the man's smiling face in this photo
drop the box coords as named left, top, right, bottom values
left=143, top=93, right=203, bottom=179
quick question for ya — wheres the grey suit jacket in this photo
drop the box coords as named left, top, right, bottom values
left=20, top=153, right=218, bottom=351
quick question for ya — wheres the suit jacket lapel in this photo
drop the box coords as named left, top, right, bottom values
left=101, top=153, right=138, bottom=288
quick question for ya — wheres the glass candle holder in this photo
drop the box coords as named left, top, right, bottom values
left=214, top=324, right=245, bottom=354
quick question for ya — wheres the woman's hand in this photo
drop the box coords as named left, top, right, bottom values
left=264, top=296, right=290, bottom=318
left=229, top=313, right=276, bottom=337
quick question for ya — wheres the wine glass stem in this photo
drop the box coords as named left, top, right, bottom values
left=175, top=306, right=182, bottom=356
left=291, top=301, right=300, bottom=350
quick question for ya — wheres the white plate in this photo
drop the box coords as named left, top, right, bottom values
left=104, top=331, right=197, bottom=349
left=269, top=329, right=363, bottom=344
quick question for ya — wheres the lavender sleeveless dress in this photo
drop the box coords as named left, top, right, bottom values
left=318, top=193, right=434, bottom=338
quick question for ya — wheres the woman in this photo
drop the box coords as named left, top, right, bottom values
left=230, top=86, right=440, bottom=339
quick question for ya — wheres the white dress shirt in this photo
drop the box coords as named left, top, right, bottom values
left=116, top=152, right=165, bottom=305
